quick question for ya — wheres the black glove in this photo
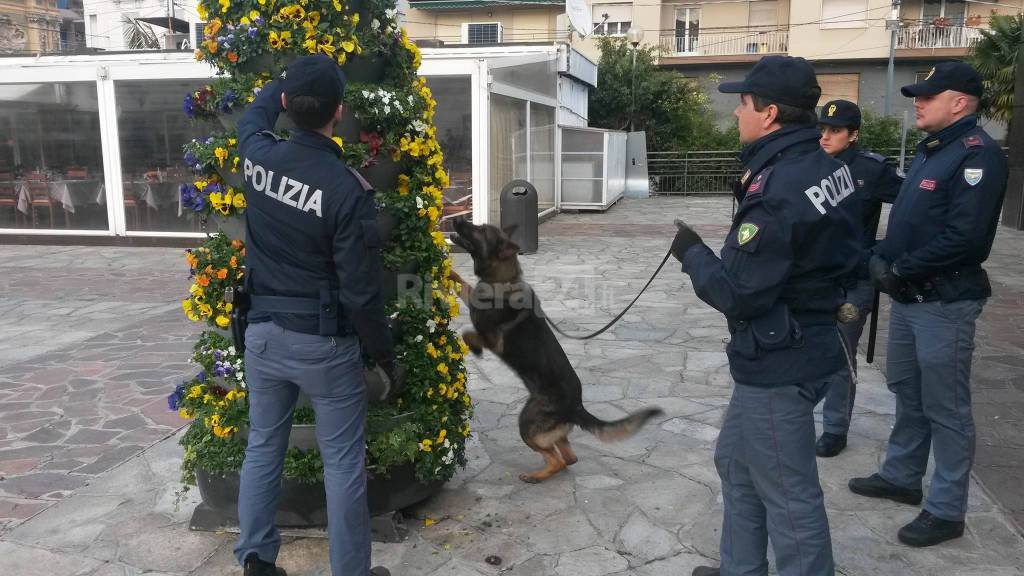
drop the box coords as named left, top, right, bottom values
left=671, top=219, right=703, bottom=262
left=868, top=254, right=903, bottom=296
left=366, top=359, right=406, bottom=402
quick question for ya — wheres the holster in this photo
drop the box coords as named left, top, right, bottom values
left=225, top=283, right=251, bottom=354
left=729, top=303, right=804, bottom=360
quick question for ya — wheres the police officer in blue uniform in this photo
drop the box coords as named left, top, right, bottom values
left=816, top=99, right=904, bottom=457
left=232, top=55, right=400, bottom=576
left=850, top=61, right=1007, bottom=548
left=673, top=56, right=861, bottom=576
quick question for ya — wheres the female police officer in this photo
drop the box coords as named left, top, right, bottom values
left=816, top=99, right=903, bottom=457
left=672, top=56, right=861, bottom=576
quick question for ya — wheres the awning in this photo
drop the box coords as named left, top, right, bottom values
left=137, top=16, right=190, bottom=34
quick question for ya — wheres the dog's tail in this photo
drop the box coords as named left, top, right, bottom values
left=575, top=406, right=664, bottom=442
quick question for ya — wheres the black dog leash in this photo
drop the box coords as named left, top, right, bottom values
left=544, top=248, right=674, bottom=340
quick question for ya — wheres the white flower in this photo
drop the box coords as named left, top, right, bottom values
left=227, top=346, right=236, bottom=355
left=236, top=370, right=244, bottom=381
left=426, top=319, right=437, bottom=333
left=384, top=105, right=390, bottom=115
left=415, top=335, right=424, bottom=342
left=382, top=92, right=391, bottom=104
left=415, top=196, right=424, bottom=209
left=239, top=379, right=247, bottom=389
left=371, top=19, right=380, bottom=30
left=361, top=90, right=370, bottom=98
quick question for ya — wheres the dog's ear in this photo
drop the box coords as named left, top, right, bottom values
left=497, top=238, right=520, bottom=259
left=502, top=224, right=519, bottom=237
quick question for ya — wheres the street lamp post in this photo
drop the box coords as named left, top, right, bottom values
left=626, top=27, right=644, bottom=132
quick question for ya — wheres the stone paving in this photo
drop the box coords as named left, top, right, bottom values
left=0, top=197, right=1023, bottom=575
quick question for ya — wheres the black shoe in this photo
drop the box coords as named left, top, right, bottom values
left=898, top=510, right=965, bottom=547
left=848, top=473, right=923, bottom=506
left=243, top=554, right=287, bottom=576
left=370, top=567, right=391, bottom=576
left=816, top=432, right=847, bottom=457
left=692, top=567, right=720, bottom=576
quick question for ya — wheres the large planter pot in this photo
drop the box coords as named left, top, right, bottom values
left=204, top=213, right=247, bottom=241
left=358, top=157, right=406, bottom=191
left=191, top=461, right=445, bottom=539
left=344, top=54, right=386, bottom=84
left=381, top=260, right=420, bottom=304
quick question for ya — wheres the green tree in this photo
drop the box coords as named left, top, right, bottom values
left=857, top=109, right=923, bottom=154
left=970, top=14, right=1023, bottom=122
left=588, top=36, right=733, bottom=152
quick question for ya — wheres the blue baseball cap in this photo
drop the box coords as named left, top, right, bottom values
left=719, top=55, right=822, bottom=110
left=282, top=54, right=347, bottom=108
left=819, top=99, right=862, bottom=128
left=901, top=61, right=983, bottom=98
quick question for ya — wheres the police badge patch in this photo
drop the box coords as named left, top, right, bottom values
left=737, top=223, right=760, bottom=245
left=964, top=168, right=983, bottom=186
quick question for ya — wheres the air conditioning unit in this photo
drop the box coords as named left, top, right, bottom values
left=461, top=22, right=503, bottom=44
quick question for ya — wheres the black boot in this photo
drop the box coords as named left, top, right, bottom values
left=692, top=567, right=720, bottom=576
left=898, top=510, right=965, bottom=547
left=848, top=473, right=923, bottom=505
left=370, top=567, right=392, bottom=576
left=816, top=432, right=847, bottom=457
left=243, top=554, right=287, bottom=576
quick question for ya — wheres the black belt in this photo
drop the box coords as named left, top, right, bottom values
left=251, top=295, right=330, bottom=314
left=792, top=310, right=840, bottom=325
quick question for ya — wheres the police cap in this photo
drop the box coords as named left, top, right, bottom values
left=818, top=99, right=861, bottom=128
left=719, top=55, right=821, bottom=110
left=282, top=54, right=347, bottom=108
left=901, top=61, right=983, bottom=98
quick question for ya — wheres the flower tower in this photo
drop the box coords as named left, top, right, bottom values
left=170, top=0, right=472, bottom=513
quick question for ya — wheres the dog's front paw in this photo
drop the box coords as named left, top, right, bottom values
left=518, top=473, right=541, bottom=484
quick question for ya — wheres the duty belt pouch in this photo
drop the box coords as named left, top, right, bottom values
left=318, top=286, right=340, bottom=336
left=731, top=303, right=803, bottom=359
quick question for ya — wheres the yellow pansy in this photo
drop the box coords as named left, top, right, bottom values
left=197, top=3, right=208, bottom=20
left=427, top=206, right=439, bottom=222
left=219, top=0, right=230, bottom=13
left=269, top=31, right=292, bottom=50
left=436, top=362, right=448, bottom=376
left=214, top=147, right=228, bottom=167
left=341, top=39, right=355, bottom=53
left=306, top=11, right=319, bottom=26
left=437, top=429, right=447, bottom=443
left=233, top=193, right=246, bottom=209
left=418, top=439, right=433, bottom=452
left=215, top=315, right=230, bottom=328
left=331, top=136, right=345, bottom=150
left=179, top=408, right=193, bottom=419
left=249, top=9, right=261, bottom=19
left=303, top=37, right=317, bottom=53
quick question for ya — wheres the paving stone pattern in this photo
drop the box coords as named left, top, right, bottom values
left=0, top=198, right=1022, bottom=576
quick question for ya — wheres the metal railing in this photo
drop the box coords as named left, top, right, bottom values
left=648, top=151, right=741, bottom=195
left=897, top=25, right=983, bottom=49
left=659, top=29, right=788, bottom=57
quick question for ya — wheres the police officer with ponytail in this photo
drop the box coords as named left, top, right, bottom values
left=232, top=54, right=398, bottom=576
left=816, top=99, right=904, bottom=458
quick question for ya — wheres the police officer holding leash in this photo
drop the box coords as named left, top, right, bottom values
left=672, top=56, right=860, bottom=576
left=231, top=54, right=401, bottom=576
left=849, top=61, right=1007, bottom=548
left=816, top=99, right=904, bottom=458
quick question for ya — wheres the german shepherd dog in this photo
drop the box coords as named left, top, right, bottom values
left=450, top=219, right=663, bottom=483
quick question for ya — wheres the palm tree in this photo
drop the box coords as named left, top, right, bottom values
left=970, top=14, right=1024, bottom=123
left=122, top=16, right=161, bottom=50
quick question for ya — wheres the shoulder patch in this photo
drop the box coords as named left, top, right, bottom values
left=859, top=150, right=887, bottom=163
left=963, top=135, right=984, bottom=149
left=746, top=166, right=773, bottom=197
left=737, top=222, right=760, bottom=245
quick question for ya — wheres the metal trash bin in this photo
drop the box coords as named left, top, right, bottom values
left=499, top=179, right=539, bottom=254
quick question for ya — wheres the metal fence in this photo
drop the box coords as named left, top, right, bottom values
left=648, top=148, right=924, bottom=195
left=648, top=151, right=741, bottom=195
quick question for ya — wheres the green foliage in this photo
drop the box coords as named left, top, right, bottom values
left=970, top=14, right=1023, bottom=122
left=857, top=109, right=923, bottom=154
left=588, top=36, right=734, bottom=152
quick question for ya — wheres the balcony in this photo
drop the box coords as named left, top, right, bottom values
left=897, top=25, right=983, bottom=50
left=659, top=28, right=788, bottom=60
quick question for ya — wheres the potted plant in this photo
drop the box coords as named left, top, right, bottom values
left=174, top=0, right=471, bottom=537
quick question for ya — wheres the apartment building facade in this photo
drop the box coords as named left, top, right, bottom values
left=406, top=0, right=1019, bottom=135
left=1, top=0, right=68, bottom=54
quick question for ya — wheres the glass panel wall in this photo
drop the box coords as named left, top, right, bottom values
left=489, top=93, right=527, bottom=225
left=529, top=103, right=555, bottom=213
left=561, top=128, right=605, bottom=204
left=0, top=82, right=106, bottom=230
left=423, top=75, right=473, bottom=233
left=115, top=79, right=215, bottom=232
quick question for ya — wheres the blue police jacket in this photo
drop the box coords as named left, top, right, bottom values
left=875, top=115, right=1007, bottom=301
left=836, top=145, right=903, bottom=252
left=238, top=79, right=393, bottom=362
left=682, top=126, right=862, bottom=387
